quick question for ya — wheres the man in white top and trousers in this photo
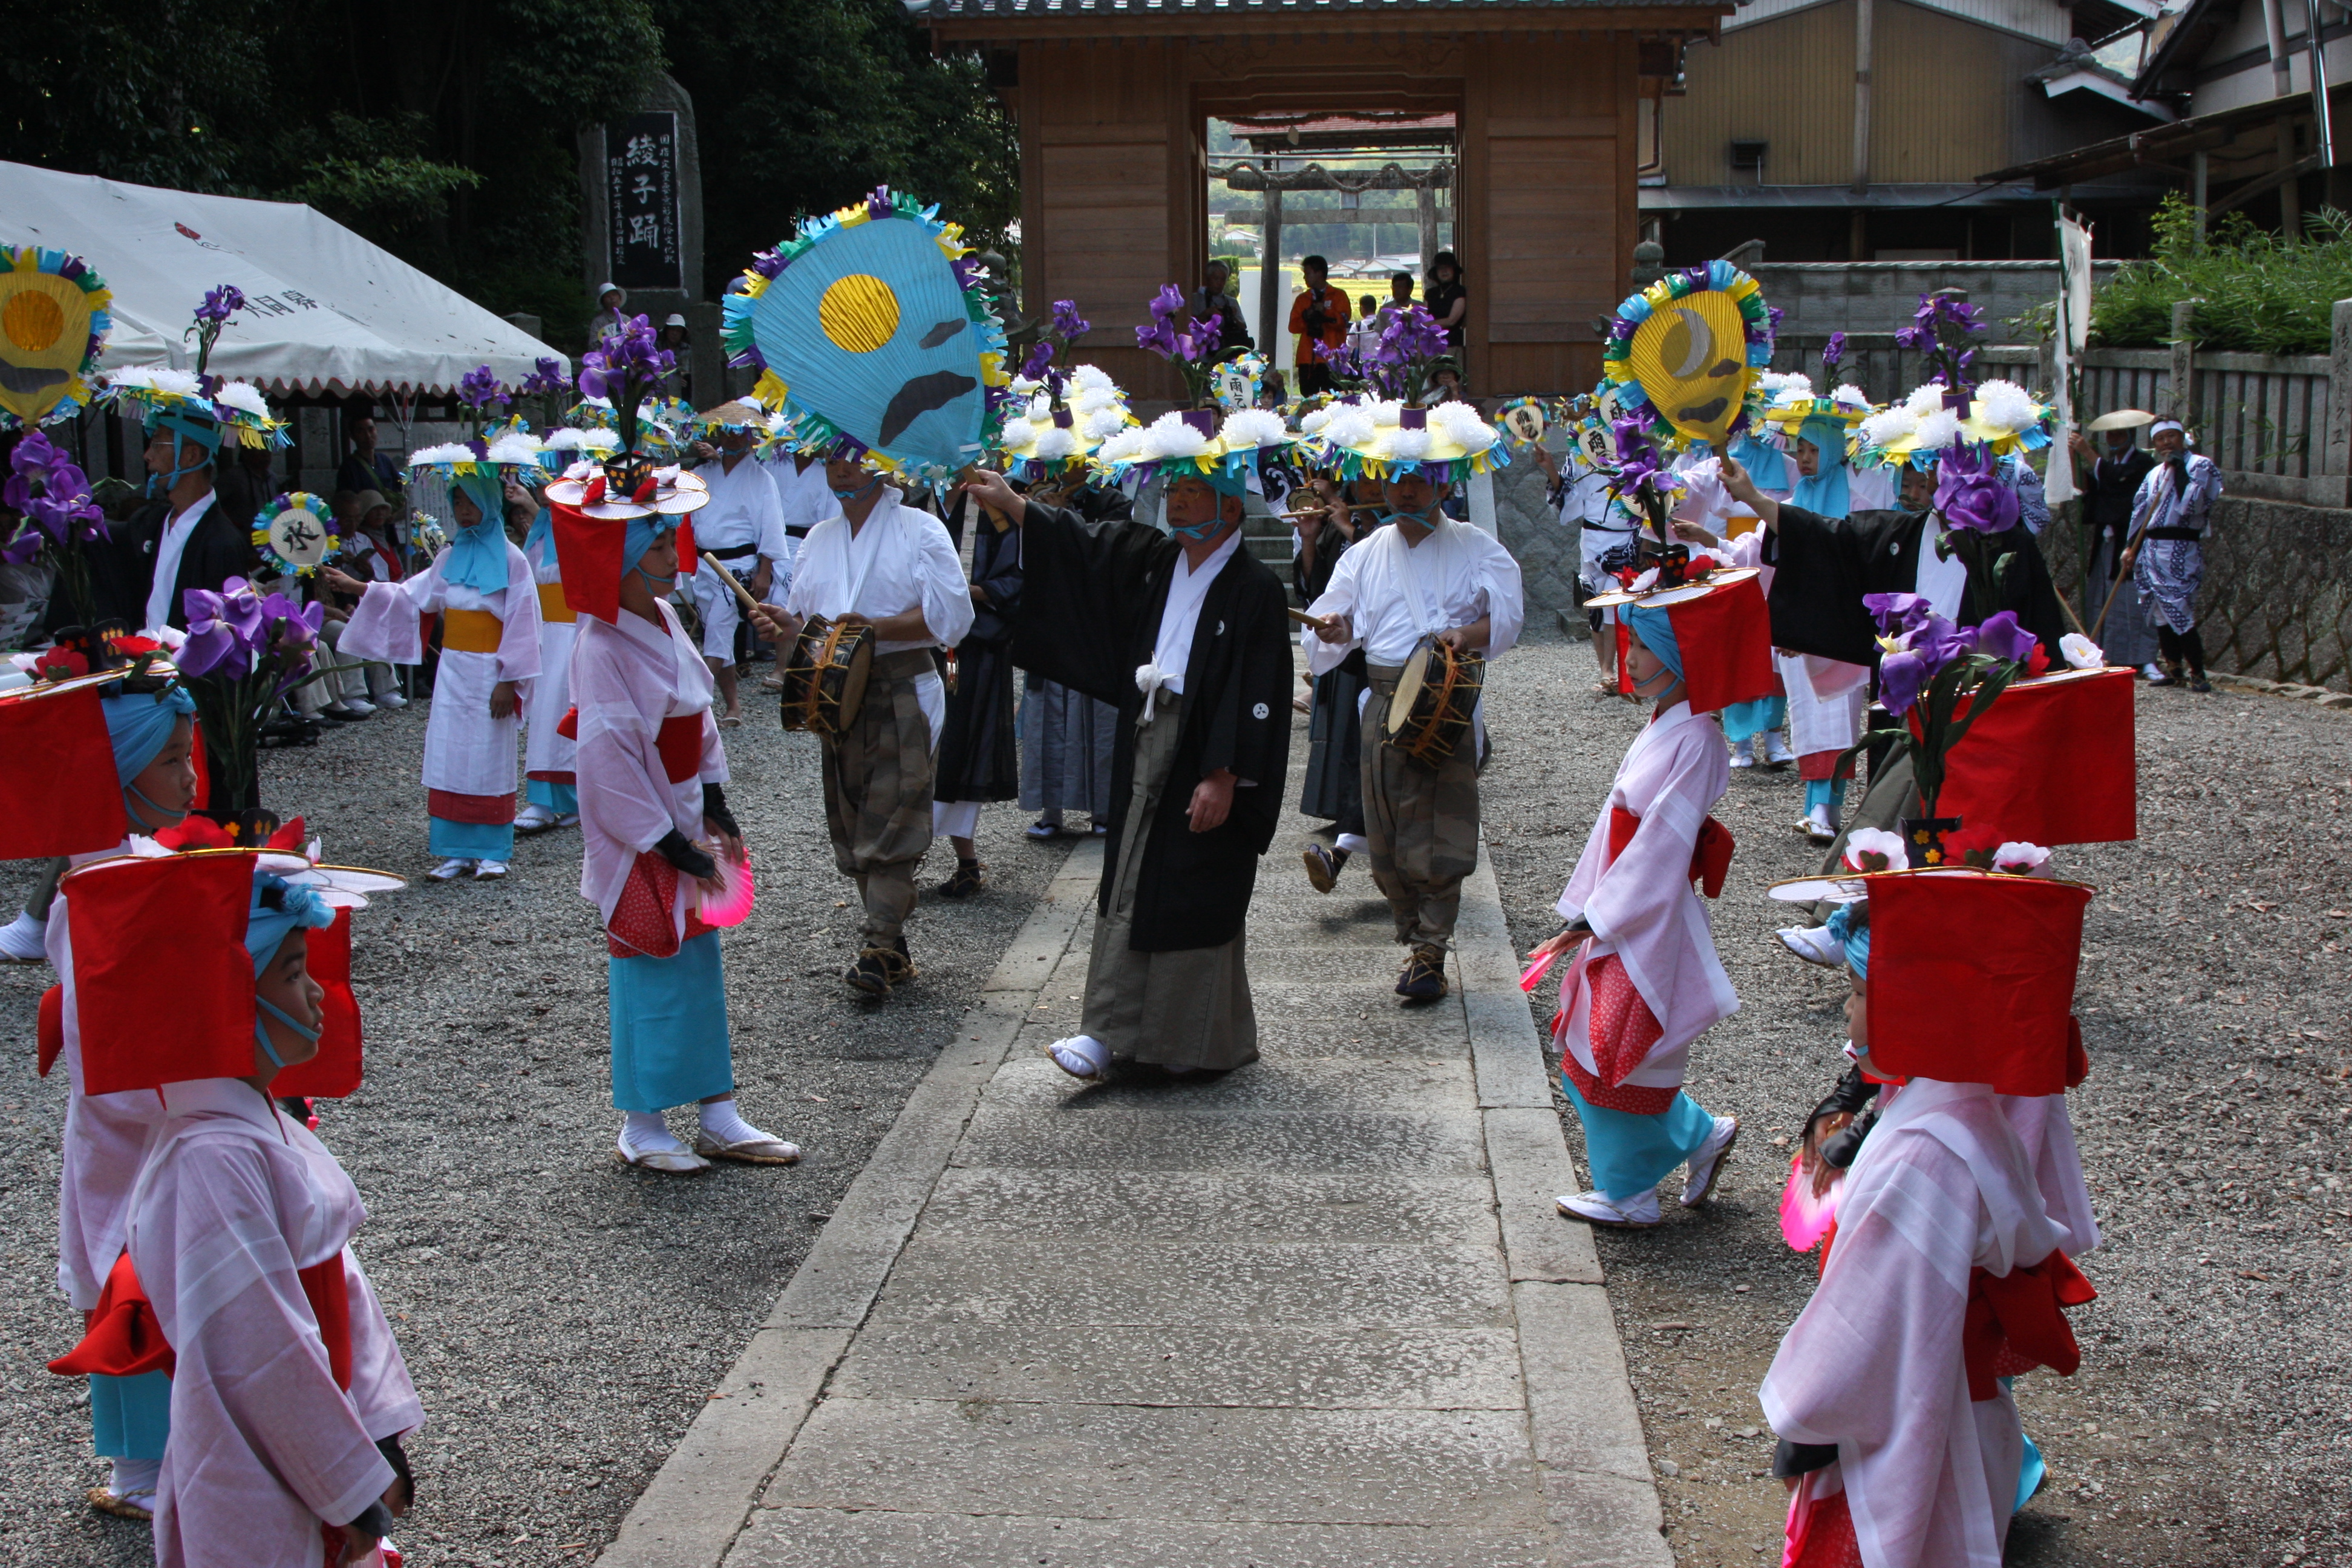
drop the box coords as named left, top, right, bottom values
left=754, top=451, right=972, bottom=998
left=686, top=405, right=789, bottom=726
left=1307, top=446, right=1524, bottom=1003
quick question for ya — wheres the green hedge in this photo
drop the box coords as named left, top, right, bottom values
left=2092, top=194, right=2352, bottom=354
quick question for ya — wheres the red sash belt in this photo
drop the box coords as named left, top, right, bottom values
left=1607, top=805, right=1735, bottom=898
left=656, top=714, right=704, bottom=783
left=37, top=982, right=62, bottom=1077
left=50, top=1250, right=353, bottom=1390
left=1962, top=1251, right=2096, bottom=1400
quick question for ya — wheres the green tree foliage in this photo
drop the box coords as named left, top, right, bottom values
left=3, top=0, right=1015, bottom=352
left=661, top=0, right=1019, bottom=293
left=2093, top=194, right=2352, bottom=355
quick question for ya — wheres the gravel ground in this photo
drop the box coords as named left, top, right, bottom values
left=0, top=683, right=1068, bottom=1567
left=1478, top=625, right=2352, bottom=1568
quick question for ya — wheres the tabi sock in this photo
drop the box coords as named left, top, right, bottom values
left=109, top=1457, right=161, bottom=1502
left=1336, top=832, right=1370, bottom=855
left=620, top=1109, right=686, bottom=1155
left=1803, top=778, right=1847, bottom=815
left=697, top=1097, right=768, bottom=1145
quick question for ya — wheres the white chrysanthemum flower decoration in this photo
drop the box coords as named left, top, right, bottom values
left=1032, top=426, right=1079, bottom=461
left=1138, top=410, right=1210, bottom=460
left=1094, top=427, right=1148, bottom=465
left=1843, top=826, right=1909, bottom=873
left=2059, top=632, right=2103, bottom=671
left=543, top=428, right=590, bottom=451
left=407, top=442, right=477, bottom=468
left=211, top=381, right=273, bottom=420
left=1220, top=408, right=1287, bottom=449
left=1070, top=364, right=1117, bottom=394
left=1361, top=397, right=1404, bottom=428
left=1007, top=374, right=1044, bottom=397
left=999, top=417, right=1037, bottom=452
left=1430, top=400, right=1497, bottom=452
left=109, top=366, right=205, bottom=398
left=1904, top=384, right=1947, bottom=417
left=1080, top=406, right=1128, bottom=440
left=1858, top=407, right=1918, bottom=448
left=1070, top=382, right=1123, bottom=416
left=1974, top=379, right=2039, bottom=434
left=1757, top=370, right=1809, bottom=396
left=1382, top=426, right=1433, bottom=461
left=1910, top=407, right=1964, bottom=452
left=1991, top=841, right=2053, bottom=877
left=485, top=433, right=544, bottom=465
left=1299, top=407, right=1333, bottom=435
left=1321, top=407, right=1376, bottom=449
left=1831, top=384, right=1871, bottom=409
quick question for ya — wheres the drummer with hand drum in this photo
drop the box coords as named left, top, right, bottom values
left=1304, top=464, right=1525, bottom=1002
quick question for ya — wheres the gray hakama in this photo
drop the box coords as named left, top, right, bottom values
left=1081, top=692, right=1258, bottom=1072
left=2083, top=535, right=2158, bottom=668
left=1019, top=676, right=1118, bottom=820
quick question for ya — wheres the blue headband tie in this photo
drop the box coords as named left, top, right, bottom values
left=1824, top=900, right=1870, bottom=978
left=441, top=471, right=512, bottom=596
left=1624, top=603, right=1684, bottom=682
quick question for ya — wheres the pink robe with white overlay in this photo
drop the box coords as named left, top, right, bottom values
left=339, top=543, right=540, bottom=800
left=1551, top=701, right=1740, bottom=1091
left=570, top=601, right=727, bottom=942
left=127, top=1079, right=420, bottom=1568
left=524, top=531, right=578, bottom=786
left=1760, top=1077, right=2079, bottom=1568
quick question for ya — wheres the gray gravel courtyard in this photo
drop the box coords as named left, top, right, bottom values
left=0, top=693, right=1070, bottom=1567
left=1478, top=626, right=2352, bottom=1568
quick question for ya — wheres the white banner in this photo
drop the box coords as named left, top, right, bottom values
left=2044, top=214, right=2095, bottom=506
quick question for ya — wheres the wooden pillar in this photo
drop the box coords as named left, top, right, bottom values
left=1258, top=185, right=1285, bottom=358
left=1417, top=183, right=1438, bottom=279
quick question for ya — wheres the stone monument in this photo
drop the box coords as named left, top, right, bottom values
left=578, top=72, right=722, bottom=410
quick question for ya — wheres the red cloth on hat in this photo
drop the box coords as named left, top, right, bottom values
left=675, top=517, right=697, bottom=579
left=1864, top=872, right=2091, bottom=1097
left=550, top=501, right=629, bottom=624
left=1667, top=572, right=1774, bottom=713
left=0, top=682, right=131, bottom=857
left=1962, top=1250, right=2096, bottom=1400
left=269, top=910, right=361, bottom=1100
left=1919, top=668, right=2135, bottom=846
left=70, top=851, right=260, bottom=1096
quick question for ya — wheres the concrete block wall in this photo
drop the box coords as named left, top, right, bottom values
left=1748, top=260, right=2120, bottom=341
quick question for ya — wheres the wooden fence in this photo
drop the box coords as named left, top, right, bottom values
left=1775, top=299, right=2352, bottom=508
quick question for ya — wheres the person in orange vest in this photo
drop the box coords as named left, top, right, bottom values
left=1287, top=255, right=1354, bottom=396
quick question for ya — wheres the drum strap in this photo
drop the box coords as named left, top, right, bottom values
left=1391, top=526, right=1443, bottom=640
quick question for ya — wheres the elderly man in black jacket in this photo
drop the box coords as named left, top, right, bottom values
left=961, top=449, right=1292, bottom=1083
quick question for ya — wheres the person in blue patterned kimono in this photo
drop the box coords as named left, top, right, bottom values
left=2124, top=418, right=2223, bottom=692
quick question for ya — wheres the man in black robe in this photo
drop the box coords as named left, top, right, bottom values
left=2069, top=423, right=2158, bottom=666
left=930, top=486, right=1027, bottom=896
left=1719, top=449, right=2071, bottom=938
left=958, top=456, right=1292, bottom=1080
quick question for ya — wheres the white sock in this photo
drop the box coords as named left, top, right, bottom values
left=109, top=1457, right=160, bottom=1500
left=1335, top=832, right=1369, bottom=855
left=697, top=1097, right=767, bottom=1145
left=619, top=1109, right=684, bottom=1154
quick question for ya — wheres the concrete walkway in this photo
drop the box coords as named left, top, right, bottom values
left=598, top=730, right=1671, bottom=1568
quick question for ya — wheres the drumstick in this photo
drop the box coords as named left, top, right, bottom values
left=1286, top=607, right=1323, bottom=629
left=702, top=555, right=763, bottom=617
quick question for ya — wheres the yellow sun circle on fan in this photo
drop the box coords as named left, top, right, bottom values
left=4, top=290, right=65, bottom=352
left=819, top=274, right=900, bottom=354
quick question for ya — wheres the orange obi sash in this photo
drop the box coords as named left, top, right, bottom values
left=440, top=607, right=503, bottom=653
left=537, top=581, right=575, bottom=624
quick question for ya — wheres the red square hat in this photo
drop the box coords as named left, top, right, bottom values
left=1863, top=867, right=2093, bottom=1097
left=1590, top=566, right=1775, bottom=713
left=0, top=671, right=132, bottom=858
left=1927, top=667, right=2136, bottom=848
left=66, top=849, right=260, bottom=1095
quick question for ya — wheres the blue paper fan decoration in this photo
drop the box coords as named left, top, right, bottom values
left=722, top=188, right=1007, bottom=480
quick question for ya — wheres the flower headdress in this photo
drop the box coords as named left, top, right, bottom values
left=1001, top=368, right=1136, bottom=484
left=723, top=187, right=1009, bottom=482
left=250, top=492, right=341, bottom=578
left=1093, top=407, right=1293, bottom=495
left=1133, top=284, right=1233, bottom=407
left=1305, top=397, right=1508, bottom=486
left=104, top=286, right=289, bottom=488
left=0, top=244, right=114, bottom=429
left=1600, top=261, right=1774, bottom=454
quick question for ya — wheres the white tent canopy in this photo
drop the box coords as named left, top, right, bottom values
left=2, top=160, right=569, bottom=398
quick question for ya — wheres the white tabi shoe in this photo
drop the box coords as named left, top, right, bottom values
left=1728, top=737, right=1756, bottom=769
left=1761, top=731, right=1795, bottom=768
left=1775, top=923, right=1844, bottom=967
left=2140, top=662, right=2172, bottom=685
left=428, top=858, right=474, bottom=881
left=0, top=910, right=47, bottom=963
left=1799, top=805, right=1838, bottom=844
left=1680, top=1115, right=1740, bottom=1207
left=514, top=804, right=557, bottom=833
left=373, top=691, right=409, bottom=709
left=472, top=860, right=509, bottom=880
left=1045, top=1033, right=1113, bottom=1082
left=1557, top=1187, right=1663, bottom=1228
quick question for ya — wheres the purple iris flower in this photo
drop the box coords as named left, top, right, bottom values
left=195, top=285, right=246, bottom=326
left=1864, top=591, right=1936, bottom=635
left=1050, top=299, right=1091, bottom=340
left=1823, top=332, right=1846, bottom=371
left=1877, top=645, right=1932, bottom=716
left=1967, top=610, right=2038, bottom=664
left=1149, top=285, right=1186, bottom=323
left=1934, top=465, right=2020, bottom=534
left=459, top=365, right=512, bottom=413
left=1021, top=341, right=1056, bottom=381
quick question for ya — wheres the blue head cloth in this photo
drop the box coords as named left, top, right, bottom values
left=521, top=503, right=555, bottom=563
left=102, top=684, right=197, bottom=785
left=1824, top=900, right=1870, bottom=978
left=244, top=872, right=336, bottom=1069
left=1730, top=429, right=1788, bottom=491
left=1787, top=415, right=1852, bottom=518
left=146, top=410, right=224, bottom=495
left=440, top=469, right=513, bottom=596
left=1623, top=602, right=1684, bottom=682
